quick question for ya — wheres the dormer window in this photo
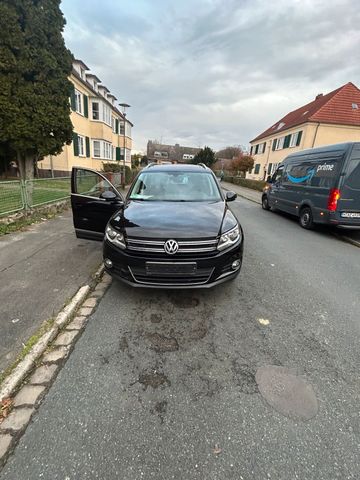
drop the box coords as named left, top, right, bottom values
left=277, top=122, right=285, bottom=130
left=352, top=103, right=358, bottom=109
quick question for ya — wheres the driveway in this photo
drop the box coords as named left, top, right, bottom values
left=1, top=197, right=359, bottom=479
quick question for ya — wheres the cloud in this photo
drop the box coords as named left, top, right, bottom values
left=61, top=0, right=360, bottom=152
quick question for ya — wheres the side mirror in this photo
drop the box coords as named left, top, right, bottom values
left=266, top=175, right=272, bottom=183
left=100, top=190, right=118, bottom=201
left=225, top=191, right=237, bottom=202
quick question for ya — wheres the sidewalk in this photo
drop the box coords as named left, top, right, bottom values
left=0, top=210, right=102, bottom=375
left=221, top=181, right=360, bottom=248
left=221, top=181, right=262, bottom=204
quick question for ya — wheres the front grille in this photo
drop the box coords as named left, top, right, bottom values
left=129, top=266, right=214, bottom=286
left=126, top=236, right=218, bottom=257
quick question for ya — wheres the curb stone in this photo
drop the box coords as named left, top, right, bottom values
left=0, top=269, right=112, bottom=469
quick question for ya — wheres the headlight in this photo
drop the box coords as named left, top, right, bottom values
left=217, top=225, right=241, bottom=251
left=105, top=225, right=126, bottom=249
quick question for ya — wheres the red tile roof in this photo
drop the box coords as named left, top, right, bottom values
left=251, top=82, right=360, bottom=143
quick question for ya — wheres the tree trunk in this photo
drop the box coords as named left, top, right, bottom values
left=17, top=151, right=35, bottom=207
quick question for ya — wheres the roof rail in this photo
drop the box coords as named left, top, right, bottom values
left=197, top=163, right=207, bottom=169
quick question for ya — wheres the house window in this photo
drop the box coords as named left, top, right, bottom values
left=112, top=117, right=116, bottom=133
left=119, top=121, right=125, bottom=135
left=289, top=131, right=303, bottom=147
left=125, top=122, right=132, bottom=138
left=257, top=142, right=266, bottom=154
left=92, top=140, right=113, bottom=160
left=75, top=90, right=82, bottom=115
left=93, top=140, right=101, bottom=158
left=276, top=137, right=285, bottom=150
left=102, top=104, right=111, bottom=126
left=254, top=164, right=261, bottom=174
left=112, top=146, right=116, bottom=160
left=92, top=102, right=99, bottom=120
left=77, top=135, right=85, bottom=156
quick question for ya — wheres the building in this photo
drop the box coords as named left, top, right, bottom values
left=248, top=82, right=360, bottom=180
left=38, top=59, right=133, bottom=176
left=147, top=141, right=201, bottom=164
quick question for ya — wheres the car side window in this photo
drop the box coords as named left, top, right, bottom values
left=75, top=170, right=115, bottom=198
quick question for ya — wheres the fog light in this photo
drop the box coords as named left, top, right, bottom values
left=232, top=260, right=241, bottom=270
left=104, top=258, right=113, bottom=268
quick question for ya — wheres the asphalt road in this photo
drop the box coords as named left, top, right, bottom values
left=1, top=197, right=359, bottom=479
left=0, top=211, right=102, bottom=373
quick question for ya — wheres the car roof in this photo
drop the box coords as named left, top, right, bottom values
left=143, top=163, right=211, bottom=172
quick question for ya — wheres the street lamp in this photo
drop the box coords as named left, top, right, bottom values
left=119, top=103, right=131, bottom=189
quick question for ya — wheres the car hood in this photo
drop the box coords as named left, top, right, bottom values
left=111, top=200, right=232, bottom=239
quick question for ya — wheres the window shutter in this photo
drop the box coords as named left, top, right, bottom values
left=255, top=144, right=259, bottom=154
left=272, top=139, right=277, bottom=151
left=296, top=130, right=303, bottom=146
left=116, top=147, right=121, bottom=161
left=85, top=137, right=90, bottom=157
left=267, top=163, right=273, bottom=174
left=115, top=119, right=119, bottom=134
left=73, top=133, right=79, bottom=156
left=250, top=146, right=253, bottom=156
left=284, top=135, right=291, bottom=148
left=70, top=86, right=76, bottom=111
left=83, top=95, right=88, bottom=118
left=263, top=142, right=266, bottom=152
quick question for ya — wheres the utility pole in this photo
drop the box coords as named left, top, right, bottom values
left=119, top=103, right=131, bottom=190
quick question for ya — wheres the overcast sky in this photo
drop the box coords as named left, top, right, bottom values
left=61, top=0, right=360, bottom=153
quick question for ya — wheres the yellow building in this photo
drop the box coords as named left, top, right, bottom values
left=248, top=82, right=360, bottom=180
left=38, top=59, right=133, bottom=175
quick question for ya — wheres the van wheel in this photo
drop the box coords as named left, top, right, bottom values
left=299, top=207, right=314, bottom=230
left=262, top=195, right=271, bottom=211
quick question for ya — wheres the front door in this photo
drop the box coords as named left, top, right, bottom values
left=71, top=167, right=124, bottom=240
left=268, top=165, right=285, bottom=209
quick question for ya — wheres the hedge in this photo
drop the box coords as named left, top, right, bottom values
left=223, top=176, right=266, bottom=192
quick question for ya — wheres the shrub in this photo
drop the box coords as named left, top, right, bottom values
left=223, top=176, right=266, bottom=191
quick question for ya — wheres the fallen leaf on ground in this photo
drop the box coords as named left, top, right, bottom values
left=258, top=318, right=270, bottom=326
left=213, top=444, right=222, bottom=455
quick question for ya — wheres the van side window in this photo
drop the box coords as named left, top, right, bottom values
left=343, top=159, right=360, bottom=191
left=284, top=163, right=312, bottom=185
left=272, top=166, right=284, bottom=183
left=310, top=159, right=339, bottom=188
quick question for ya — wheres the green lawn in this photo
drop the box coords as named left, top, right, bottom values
left=0, top=178, right=71, bottom=215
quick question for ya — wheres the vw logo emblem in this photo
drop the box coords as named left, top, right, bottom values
left=164, top=239, right=179, bottom=255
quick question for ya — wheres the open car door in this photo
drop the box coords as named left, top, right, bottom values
left=71, top=167, right=124, bottom=241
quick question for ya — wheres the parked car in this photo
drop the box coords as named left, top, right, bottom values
left=261, top=142, right=360, bottom=229
left=70, top=163, right=243, bottom=288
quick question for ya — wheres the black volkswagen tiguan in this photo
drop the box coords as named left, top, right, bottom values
left=71, top=163, right=244, bottom=288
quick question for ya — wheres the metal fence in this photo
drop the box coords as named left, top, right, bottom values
left=0, top=177, right=71, bottom=216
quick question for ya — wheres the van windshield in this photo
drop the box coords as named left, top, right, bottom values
left=129, top=171, right=222, bottom=202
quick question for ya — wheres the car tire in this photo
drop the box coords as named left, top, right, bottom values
left=299, top=207, right=314, bottom=230
left=262, top=195, right=271, bottom=211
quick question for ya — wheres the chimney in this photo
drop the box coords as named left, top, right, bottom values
left=315, top=93, right=323, bottom=100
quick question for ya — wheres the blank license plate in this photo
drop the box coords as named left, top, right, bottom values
left=146, top=262, right=197, bottom=276
left=341, top=212, right=360, bottom=218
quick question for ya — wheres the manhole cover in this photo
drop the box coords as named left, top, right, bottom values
left=255, top=365, right=318, bottom=421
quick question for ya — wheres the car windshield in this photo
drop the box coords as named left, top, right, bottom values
left=129, top=171, right=222, bottom=202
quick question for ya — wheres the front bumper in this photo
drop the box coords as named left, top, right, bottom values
left=103, top=239, right=244, bottom=288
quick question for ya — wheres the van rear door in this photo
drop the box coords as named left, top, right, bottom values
left=337, top=151, right=360, bottom=226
